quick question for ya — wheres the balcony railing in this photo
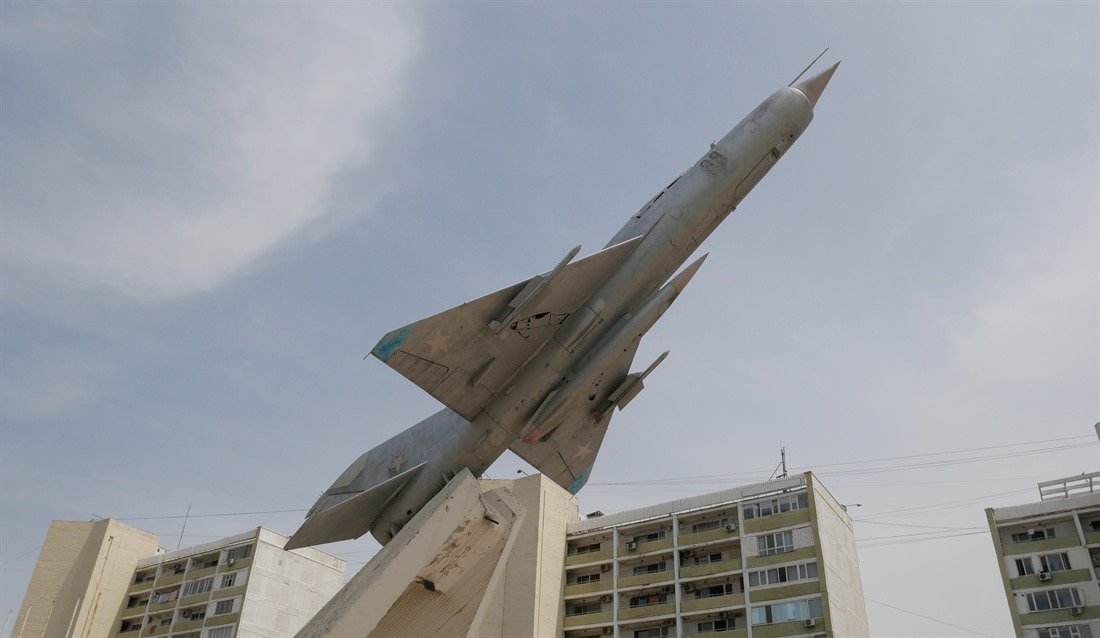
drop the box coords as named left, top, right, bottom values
left=562, top=609, right=613, bottom=628
left=565, top=549, right=613, bottom=567
left=680, top=593, right=746, bottom=613
left=681, top=559, right=742, bottom=579
left=618, top=570, right=674, bottom=589
left=680, top=527, right=739, bottom=546
left=619, top=602, right=675, bottom=620
left=564, top=580, right=612, bottom=597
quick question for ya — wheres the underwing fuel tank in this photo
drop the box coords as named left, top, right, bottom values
left=286, top=62, right=839, bottom=550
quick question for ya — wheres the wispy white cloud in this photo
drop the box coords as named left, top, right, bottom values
left=0, top=4, right=420, bottom=300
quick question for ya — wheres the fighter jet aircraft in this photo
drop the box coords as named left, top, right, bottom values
left=285, top=61, right=839, bottom=550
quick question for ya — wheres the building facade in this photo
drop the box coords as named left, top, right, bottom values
left=11, top=519, right=161, bottom=638
left=115, top=527, right=344, bottom=638
left=986, top=471, right=1100, bottom=638
left=561, top=472, right=868, bottom=638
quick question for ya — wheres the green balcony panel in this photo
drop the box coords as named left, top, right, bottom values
left=681, top=559, right=742, bottom=579
left=207, top=612, right=241, bottom=627
left=171, top=619, right=205, bottom=633
left=748, top=581, right=820, bottom=603
left=687, top=628, right=747, bottom=638
left=146, top=624, right=171, bottom=637
left=746, top=546, right=816, bottom=569
left=218, top=557, right=253, bottom=573
left=179, top=592, right=211, bottom=607
left=752, top=618, right=823, bottom=638
left=680, top=593, right=746, bottom=613
left=1022, top=606, right=1100, bottom=625
left=212, top=585, right=247, bottom=601
left=147, top=600, right=176, bottom=613
left=127, top=581, right=154, bottom=594
left=742, top=510, right=811, bottom=535
left=156, top=572, right=185, bottom=587
left=186, top=566, right=217, bottom=581
left=620, top=602, right=675, bottom=620
left=1001, top=536, right=1081, bottom=556
left=563, top=610, right=613, bottom=628
left=680, top=527, right=740, bottom=547
left=564, top=580, right=612, bottom=597
left=1084, top=530, right=1100, bottom=546
left=1010, top=569, right=1093, bottom=590
left=618, top=571, right=674, bottom=588
left=566, top=549, right=613, bottom=567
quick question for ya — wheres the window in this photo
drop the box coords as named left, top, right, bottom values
left=743, top=493, right=808, bottom=520
left=1026, top=588, right=1082, bottom=612
left=1012, top=528, right=1056, bottom=543
left=1038, top=627, right=1083, bottom=638
left=566, top=602, right=602, bottom=616
left=207, top=627, right=233, bottom=638
left=695, top=552, right=723, bottom=565
left=181, top=577, right=212, bottom=597
left=691, top=518, right=732, bottom=533
left=748, top=561, right=819, bottom=587
left=221, top=574, right=236, bottom=588
left=1040, top=553, right=1071, bottom=572
left=629, top=594, right=669, bottom=608
left=634, top=628, right=669, bottom=638
left=214, top=599, right=234, bottom=615
left=751, top=597, right=824, bottom=625
left=633, top=530, right=666, bottom=543
left=1015, top=557, right=1035, bottom=576
left=632, top=561, right=667, bottom=576
left=572, top=542, right=601, bottom=555
left=225, top=545, right=252, bottom=562
left=698, top=618, right=738, bottom=632
left=757, top=531, right=794, bottom=556
left=694, top=584, right=733, bottom=599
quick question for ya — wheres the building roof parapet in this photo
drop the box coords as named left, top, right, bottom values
left=137, top=529, right=260, bottom=568
left=990, top=490, right=1100, bottom=522
left=567, top=474, right=808, bottom=534
left=1039, top=471, right=1100, bottom=501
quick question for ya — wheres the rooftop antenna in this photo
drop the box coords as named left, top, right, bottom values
left=768, top=446, right=788, bottom=480
left=789, top=48, right=830, bottom=87
left=176, top=504, right=191, bottom=550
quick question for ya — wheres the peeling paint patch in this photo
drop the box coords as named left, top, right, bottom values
left=567, top=469, right=590, bottom=495
left=373, top=326, right=414, bottom=361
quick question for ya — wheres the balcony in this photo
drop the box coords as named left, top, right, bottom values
left=207, top=612, right=241, bottom=627
left=147, top=600, right=177, bottom=613
left=1010, top=568, right=1092, bottom=590
left=1023, top=605, right=1100, bottom=625
left=127, top=580, right=154, bottom=594
left=753, top=618, right=822, bottom=638
left=566, top=549, right=613, bottom=567
left=742, top=510, right=811, bottom=535
left=1084, top=530, right=1100, bottom=546
left=186, top=566, right=217, bottom=581
left=620, top=602, right=675, bottom=621
left=564, top=580, right=612, bottom=597
left=171, top=618, right=205, bottom=633
left=618, top=570, right=674, bottom=589
left=748, top=581, right=820, bottom=603
left=563, top=610, right=613, bottom=628
left=681, top=559, right=742, bottom=579
left=179, top=591, right=212, bottom=607
left=159, top=571, right=188, bottom=586
left=624, top=536, right=673, bottom=554
left=145, top=623, right=171, bottom=636
left=684, top=627, right=747, bottom=638
left=681, top=593, right=746, bottom=613
left=218, top=557, right=253, bottom=573
left=1001, top=536, right=1081, bottom=556
left=745, top=546, right=816, bottom=569
left=680, top=527, right=739, bottom=547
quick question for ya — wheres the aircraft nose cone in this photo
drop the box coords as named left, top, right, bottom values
left=793, top=61, right=840, bottom=109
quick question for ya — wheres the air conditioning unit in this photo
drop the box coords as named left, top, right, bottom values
left=663, top=619, right=674, bottom=627
left=719, top=611, right=734, bottom=619
left=226, top=559, right=236, bottom=566
left=683, top=583, right=694, bottom=592
left=601, top=595, right=612, bottom=603
left=600, top=564, right=611, bottom=572
left=626, top=541, right=638, bottom=551
left=1038, top=571, right=1051, bottom=581
left=661, top=586, right=672, bottom=594
left=1071, top=606, right=1083, bottom=615
left=602, top=628, right=613, bottom=635
left=804, top=618, right=817, bottom=628
left=726, top=524, right=735, bottom=532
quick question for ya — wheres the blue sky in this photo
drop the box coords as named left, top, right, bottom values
left=2, top=3, right=1097, bottom=635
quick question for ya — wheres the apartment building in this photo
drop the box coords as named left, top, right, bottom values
left=561, top=472, right=868, bottom=638
left=115, top=527, right=344, bottom=638
left=986, top=471, right=1100, bottom=638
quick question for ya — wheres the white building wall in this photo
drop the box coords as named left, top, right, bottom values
left=811, top=474, right=870, bottom=638
left=237, top=529, right=345, bottom=638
